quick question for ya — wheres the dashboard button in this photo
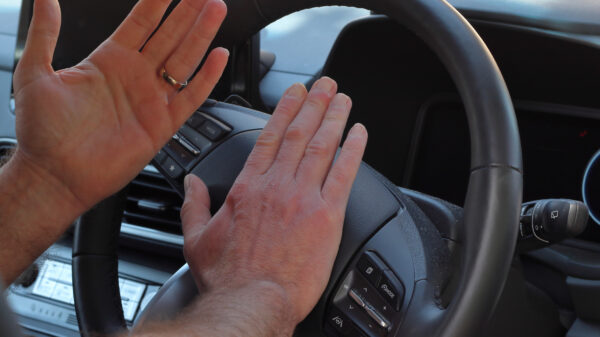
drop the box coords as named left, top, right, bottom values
left=377, top=270, right=404, bottom=311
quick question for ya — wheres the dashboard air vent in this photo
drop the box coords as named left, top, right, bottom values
left=123, top=166, right=183, bottom=235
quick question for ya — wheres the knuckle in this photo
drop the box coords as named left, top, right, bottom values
left=255, top=130, right=279, bottom=148
left=304, top=96, right=327, bottom=111
left=323, top=111, right=344, bottom=123
left=128, top=12, right=154, bottom=31
left=313, top=205, right=339, bottom=225
left=305, top=140, right=331, bottom=157
left=182, top=0, right=205, bottom=12
left=284, top=125, right=307, bottom=142
left=325, top=104, right=349, bottom=121
left=309, top=89, right=332, bottom=103
left=275, top=99, right=299, bottom=117
left=329, top=168, right=349, bottom=185
left=243, top=157, right=262, bottom=171
left=226, top=182, right=249, bottom=206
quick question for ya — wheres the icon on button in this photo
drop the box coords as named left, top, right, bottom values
left=332, top=316, right=344, bottom=328
left=365, top=267, right=374, bottom=275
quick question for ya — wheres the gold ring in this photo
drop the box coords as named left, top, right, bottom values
left=160, top=68, right=188, bottom=91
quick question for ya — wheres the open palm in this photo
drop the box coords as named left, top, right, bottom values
left=12, top=0, right=228, bottom=210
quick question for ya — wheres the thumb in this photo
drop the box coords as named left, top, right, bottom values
left=14, top=0, right=61, bottom=88
left=181, top=174, right=212, bottom=237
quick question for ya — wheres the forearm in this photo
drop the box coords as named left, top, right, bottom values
left=133, top=281, right=297, bottom=337
left=0, top=150, right=86, bottom=284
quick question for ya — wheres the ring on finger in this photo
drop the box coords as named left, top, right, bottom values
left=160, top=67, right=188, bottom=91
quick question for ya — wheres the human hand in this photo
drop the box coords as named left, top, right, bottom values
left=181, top=77, right=368, bottom=328
left=12, top=0, right=229, bottom=212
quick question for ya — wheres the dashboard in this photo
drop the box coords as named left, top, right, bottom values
left=407, top=99, right=600, bottom=225
left=312, top=15, right=600, bottom=241
left=0, top=0, right=599, bottom=336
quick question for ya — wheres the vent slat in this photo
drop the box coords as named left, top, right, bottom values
left=130, top=180, right=175, bottom=193
left=124, top=169, right=183, bottom=235
left=123, top=211, right=181, bottom=227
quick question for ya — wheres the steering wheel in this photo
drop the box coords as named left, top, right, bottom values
left=72, top=0, right=523, bottom=336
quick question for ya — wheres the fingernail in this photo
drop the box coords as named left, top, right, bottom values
left=218, top=47, right=230, bottom=57
left=314, top=77, right=335, bottom=93
left=286, top=83, right=305, bottom=98
left=350, top=123, right=367, bottom=136
left=184, top=175, right=193, bottom=195
left=337, top=93, right=352, bottom=109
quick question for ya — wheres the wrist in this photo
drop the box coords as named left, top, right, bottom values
left=0, top=150, right=87, bottom=283
left=135, top=281, right=298, bottom=337
left=9, top=149, right=87, bottom=215
left=201, top=281, right=298, bottom=336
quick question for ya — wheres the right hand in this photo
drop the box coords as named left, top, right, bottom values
left=181, top=77, right=368, bottom=325
left=12, top=0, right=228, bottom=214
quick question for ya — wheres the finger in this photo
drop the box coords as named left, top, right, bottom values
left=241, top=83, right=307, bottom=176
left=295, top=93, right=352, bottom=185
left=269, top=77, right=337, bottom=173
left=181, top=174, right=212, bottom=236
left=168, top=47, right=229, bottom=127
left=109, top=0, right=172, bottom=50
left=14, top=0, right=61, bottom=88
left=322, top=124, right=368, bottom=208
left=142, top=0, right=208, bottom=67
left=162, top=0, right=227, bottom=84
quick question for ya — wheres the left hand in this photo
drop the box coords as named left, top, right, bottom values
left=12, top=0, right=229, bottom=212
left=181, top=78, right=368, bottom=326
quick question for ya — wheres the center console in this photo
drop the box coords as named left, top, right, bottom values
left=7, top=237, right=180, bottom=336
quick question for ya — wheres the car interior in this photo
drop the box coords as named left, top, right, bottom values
left=0, top=0, right=599, bottom=336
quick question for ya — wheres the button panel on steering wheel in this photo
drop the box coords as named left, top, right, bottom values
left=153, top=109, right=231, bottom=183
left=150, top=100, right=268, bottom=198
left=325, top=251, right=405, bottom=337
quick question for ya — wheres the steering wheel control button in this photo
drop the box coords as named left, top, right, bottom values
left=186, top=112, right=207, bottom=129
left=326, top=307, right=353, bottom=335
left=349, top=289, right=366, bottom=308
left=162, top=156, right=184, bottom=179
left=165, top=139, right=196, bottom=168
left=179, top=125, right=212, bottom=152
left=197, top=117, right=231, bottom=141
left=357, top=252, right=384, bottom=287
left=377, top=270, right=404, bottom=311
left=348, top=288, right=390, bottom=331
left=173, top=133, right=201, bottom=156
left=154, top=149, right=168, bottom=165
left=364, top=305, right=389, bottom=329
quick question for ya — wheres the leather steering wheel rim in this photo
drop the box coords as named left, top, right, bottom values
left=73, top=0, right=523, bottom=336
